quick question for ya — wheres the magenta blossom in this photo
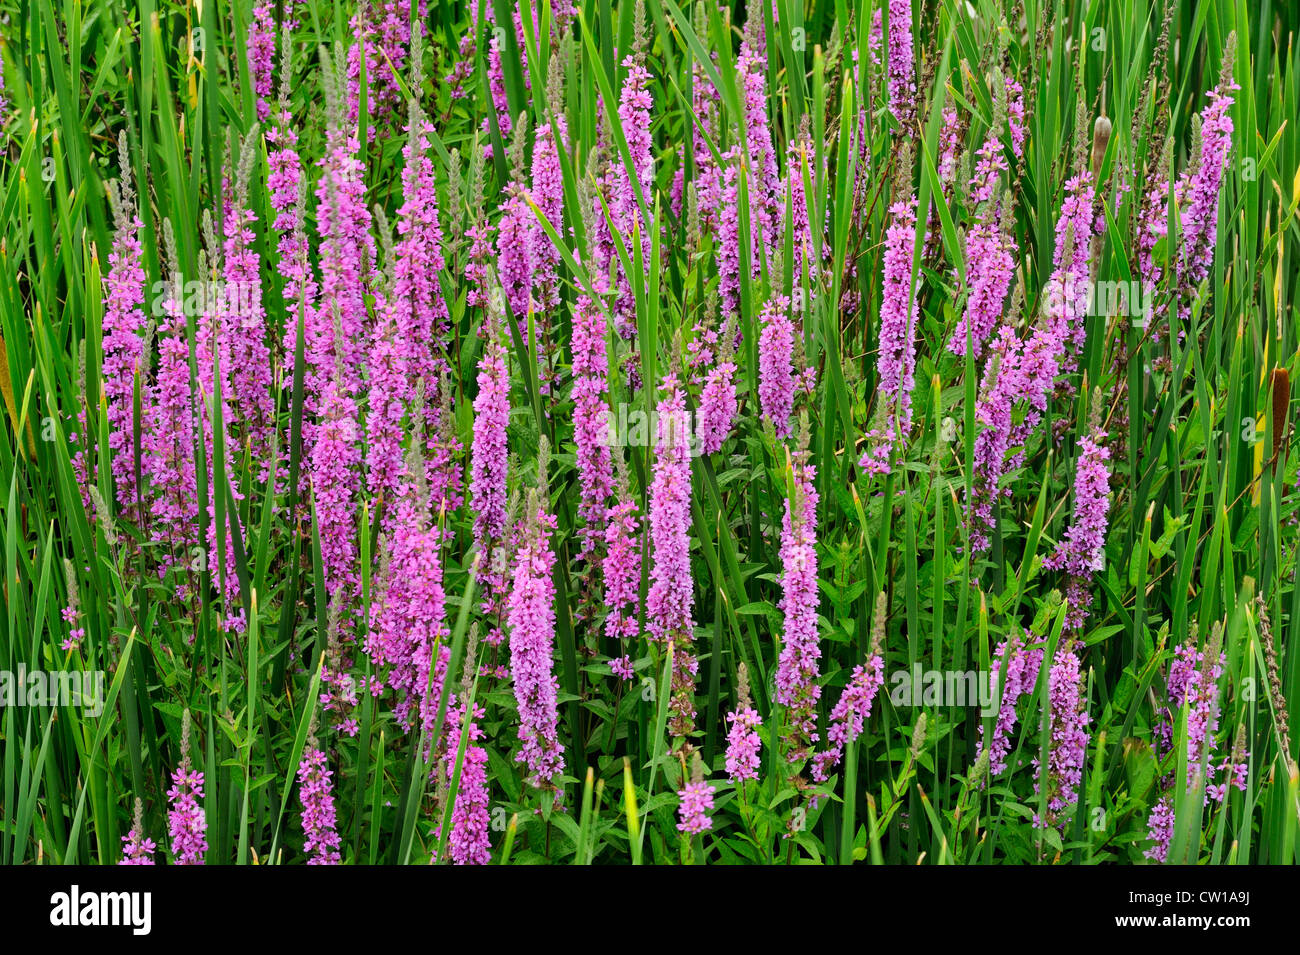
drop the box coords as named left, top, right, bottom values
left=676, top=780, right=714, bottom=835
left=297, top=745, right=342, bottom=864
left=775, top=448, right=822, bottom=758
left=647, top=375, right=697, bottom=738
left=508, top=500, right=566, bottom=793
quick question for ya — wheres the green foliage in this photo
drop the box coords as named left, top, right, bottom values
left=0, top=0, right=1296, bottom=865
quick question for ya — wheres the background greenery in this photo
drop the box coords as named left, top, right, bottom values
left=0, top=0, right=1296, bottom=864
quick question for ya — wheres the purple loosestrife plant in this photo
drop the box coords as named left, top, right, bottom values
left=1016, top=169, right=1097, bottom=424
left=947, top=204, right=1016, bottom=360
left=465, top=212, right=496, bottom=311
left=191, top=233, right=246, bottom=634
left=60, top=560, right=84, bottom=652
left=603, top=460, right=642, bottom=682
left=307, top=52, right=374, bottom=610
left=725, top=663, right=763, bottom=784
left=1044, top=396, right=1112, bottom=630
left=1134, top=126, right=1175, bottom=336
left=530, top=115, right=567, bottom=314
left=725, top=708, right=764, bottom=783
left=314, top=47, right=379, bottom=404
left=676, top=779, right=714, bottom=835
left=224, top=131, right=274, bottom=470
left=775, top=426, right=822, bottom=759
left=1005, top=78, right=1026, bottom=158
left=443, top=699, right=492, bottom=864
left=391, top=91, right=452, bottom=491
left=860, top=185, right=922, bottom=476
left=441, top=643, right=492, bottom=865
left=264, top=30, right=305, bottom=257
left=1139, top=41, right=1237, bottom=336
left=610, top=81, right=654, bottom=334
left=676, top=753, right=715, bottom=842
left=735, top=15, right=781, bottom=259
left=685, top=303, right=720, bottom=378
left=1049, top=172, right=1100, bottom=368
left=590, top=110, right=617, bottom=274
left=424, top=379, right=464, bottom=517
left=924, top=104, right=965, bottom=259
left=696, top=341, right=738, bottom=455
left=691, top=18, right=721, bottom=235
left=269, top=65, right=319, bottom=464
left=1145, top=626, right=1247, bottom=860
left=470, top=291, right=511, bottom=645
left=367, top=128, right=450, bottom=518
left=528, top=72, right=570, bottom=398
left=498, top=118, right=536, bottom=321
left=1035, top=641, right=1090, bottom=827
left=965, top=319, right=1029, bottom=553
left=246, top=2, right=276, bottom=120
left=716, top=153, right=744, bottom=319
left=320, top=604, right=361, bottom=737
left=1174, top=60, right=1237, bottom=308
left=60, top=609, right=85, bottom=653
left=758, top=295, right=797, bottom=439
left=812, top=658, right=886, bottom=784
left=394, top=110, right=450, bottom=376
left=979, top=627, right=1044, bottom=776
left=480, top=4, right=540, bottom=153
left=885, top=0, right=916, bottom=126
left=937, top=108, right=961, bottom=188
left=101, top=134, right=148, bottom=519
left=849, top=27, right=881, bottom=229
left=118, top=800, right=156, bottom=865
left=366, top=293, right=408, bottom=512
left=119, top=829, right=156, bottom=865
left=444, top=33, right=475, bottom=101
left=711, top=14, right=782, bottom=317
left=312, top=322, right=363, bottom=609
left=408, top=544, right=452, bottom=759
left=11, top=0, right=1279, bottom=874
left=368, top=438, right=449, bottom=740
left=967, top=163, right=1100, bottom=551
left=948, top=101, right=1015, bottom=359
left=482, top=7, right=513, bottom=145
left=508, top=450, right=566, bottom=794
left=570, top=254, right=614, bottom=570
left=69, top=369, right=96, bottom=516
left=297, top=737, right=343, bottom=864
left=347, top=0, right=426, bottom=131
left=647, top=373, right=698, bottom=739
left=144, top=225, right=201, bottom=583
left=1144, top=797, right=1177, bottom=862
left=377, top=411, right=454, bottom=749
left=167, top=713, right=208, bottom=865
left=786, top=127, right=829, bottom=295
left=368, top=529, right=417, bottom=728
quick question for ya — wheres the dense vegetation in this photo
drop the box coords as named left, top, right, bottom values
left=0, top=0, right=1296, bottom=865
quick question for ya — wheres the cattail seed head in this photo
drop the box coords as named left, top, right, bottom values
left=1092, top=115, right=1112, bottom=178
left=910, top=712, right=928, bottom=758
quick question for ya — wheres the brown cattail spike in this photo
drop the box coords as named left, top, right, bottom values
left=1270, top=367, right=1289, bottom=469
left=1092, top=115, right=1112, bottom=181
